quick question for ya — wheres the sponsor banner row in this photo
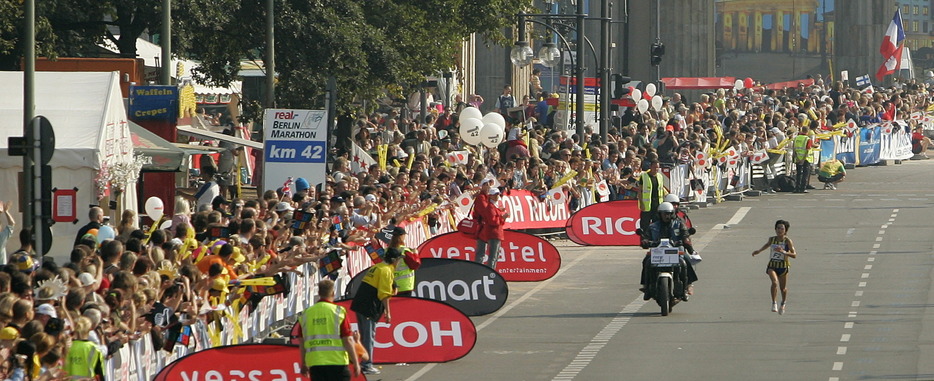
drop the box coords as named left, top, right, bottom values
left=345, top=258, right=509, bottom=316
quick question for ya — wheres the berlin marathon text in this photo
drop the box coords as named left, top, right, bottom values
left=270, top=129, right=317, bottom=139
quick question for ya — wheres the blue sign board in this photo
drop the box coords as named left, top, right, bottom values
left=128, top=85, right=178, bottom=121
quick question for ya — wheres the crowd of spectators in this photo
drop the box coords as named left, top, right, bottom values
left=0, top=75, right=930, bottom=380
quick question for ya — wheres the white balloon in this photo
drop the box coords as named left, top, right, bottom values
left=734, top=79, right=744, bottom=90
left=479, top=123, right=504, bottom=148
left=482, top=112, right=507, bottom=129
left=637, top=99, right=649, bottom=114
left=160, top=220, right=173, bottom=230
left=459, top=118, right=484, bottom=146
left=460, top=107, right=483, bottom=122
left=651, top=95, right=663, bottom=112
left=631, top=89, right=642, bottom=102
left=646, top=83, right=657, bottom=97
left=145, top=197, right=164, bottom=220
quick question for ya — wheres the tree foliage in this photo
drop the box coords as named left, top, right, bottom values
left=177, top=0, right=529, bottom=113
left=2, top=0, right=528, bottom=114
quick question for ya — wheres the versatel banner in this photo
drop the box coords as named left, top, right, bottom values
left=417, top=231, right=561, bottom=281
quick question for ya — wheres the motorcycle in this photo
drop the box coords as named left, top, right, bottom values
left=641, top=237, right=689, bottom=316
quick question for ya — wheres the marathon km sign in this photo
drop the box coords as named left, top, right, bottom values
left=262, top=109, right=327, bottom=192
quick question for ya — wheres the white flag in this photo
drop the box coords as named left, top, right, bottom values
left=350, top=142, right=376, bottom=174
left=446, top=150, right=469, bottom=165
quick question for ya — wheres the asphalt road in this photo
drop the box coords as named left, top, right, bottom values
left=368, top=159, right=934, bottom=381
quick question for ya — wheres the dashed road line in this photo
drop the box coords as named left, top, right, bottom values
left=830, top=208, right=896, bottom=380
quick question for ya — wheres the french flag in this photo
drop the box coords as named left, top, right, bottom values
left=876, top=9, right=906, bottom=81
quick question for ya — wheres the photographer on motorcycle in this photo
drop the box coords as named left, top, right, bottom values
left=640, top=202, right=699, bottom=300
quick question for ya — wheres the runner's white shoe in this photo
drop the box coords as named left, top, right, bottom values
left=771, top=302, right=778, bottom=312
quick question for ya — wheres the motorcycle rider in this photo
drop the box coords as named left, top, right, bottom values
left=664, top=194, right=701, bottom=263
left=640, top=202, right=699, bottom=300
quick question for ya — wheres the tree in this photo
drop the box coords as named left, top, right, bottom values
left=177, top=0, right=529, bottom=113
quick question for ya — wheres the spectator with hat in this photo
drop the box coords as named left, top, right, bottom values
left=472, top=180, right=508, bottom=269
left=387, top=227, right=420, bottom=297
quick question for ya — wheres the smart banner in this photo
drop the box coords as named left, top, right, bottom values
left=565, top=200, right=641, bottom=246
left=153, top=343, right=367, bottom=381
left=263, top=109, right=328, bottom=192
left=289, top=298, right=477, bottom=364
left=344, top=258, right=508, bottom=316
left=499, top=189, right=571, bottom=229
left=128, top=85, right=178, bottom=121
left=416, top=231, right=561, bottom=282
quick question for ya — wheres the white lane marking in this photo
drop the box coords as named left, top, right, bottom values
left=868, top=257, right=875, bottom=262
left=888, top=218, right=896, bottom=222
left=547, top=208, right=741, bottom=381
left=880, top=224, right=888, bottom=229
left=551, top=296, right=646, bottom=381
left=837, top=347, right=847, bottom=355
left=841, top=334, right=851, bottom=342
left=878, top=230, right=886, bottom=235
left=873, top=244, right=881, bottom=249
left=406, top=249, right=596, bottom=381
left=858, top=282, right=867, bottom=287
left=861, top=273, right=870, bottom=279
left=846, top=228, right=855, bottom=237
left=830, top=378, right=840, bottom=381
left=865, top=265, right=873, bottom=270
left=875, top=237, right=883, bottom=242
left=725, top=207, right=751, bottom=226
left=844, top=322, right=854, bottom=329
left=855, top=291, right=863, bottom=297
left=833, top=362, right=844, bottom=371
left=852, top=301, right=861, bottom=307
left=893, top=209, right=899, bottom=213
left=848, top=312, right=857, bottom=318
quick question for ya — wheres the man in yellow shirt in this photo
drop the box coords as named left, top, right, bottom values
left=349, top=247, right=402, bottom=375
left=817, top=158, right=846, bottom=190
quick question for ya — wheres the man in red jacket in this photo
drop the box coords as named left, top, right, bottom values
left=473, top=181, right=509, bottom=269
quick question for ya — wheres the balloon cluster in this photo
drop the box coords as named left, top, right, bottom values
left=632, top=83, right=665, bottom=114
left=458, top=107, right=507, bottom=148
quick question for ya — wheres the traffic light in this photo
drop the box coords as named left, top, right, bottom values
left=612, top=74, right=631, bottom=99
left=650, top=42, right=665, bottom=66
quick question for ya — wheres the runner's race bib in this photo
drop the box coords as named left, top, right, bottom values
left=769, top=244, right=785, bottom=261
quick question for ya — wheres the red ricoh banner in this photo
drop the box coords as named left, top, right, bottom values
left=153, top=343, right=367, bottom=381
left=290, top=298, right=476, bottom=364
left=499, top=189, right=570, bottom=229
left=565, top=200, right=642, bottom=246
left=417, top=231, right=561, bottom=281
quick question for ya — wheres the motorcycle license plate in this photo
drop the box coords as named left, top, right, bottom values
left=650, top=248, right=681, bottom=265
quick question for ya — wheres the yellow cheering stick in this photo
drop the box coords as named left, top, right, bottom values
left=378, top=144, right=388, bottom=170
left=417, top=203, right=438, bottom=217
left=229, top=277, right=278, bottom=287
left=407, top=152, right=416, bottom=170
left=392, top=159, right=402, bottom=168
left=815, top=130, right=845, bottom=140
left=552, top=169, right=578, bottom=189
left=141, top=215, right=166, bottom=245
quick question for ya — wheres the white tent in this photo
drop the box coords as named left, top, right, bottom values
left=0, top=71, right=138, bottom=261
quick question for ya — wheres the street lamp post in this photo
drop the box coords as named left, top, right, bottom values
left=511, top=5, right=587, bottom=142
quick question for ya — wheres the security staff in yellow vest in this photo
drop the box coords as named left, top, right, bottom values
left=298, top=279, right=360, bottom=380
left=64, top=317, right=105, bottom=379
left=389, top=227, right=421, bottom=297
left=792, top=127, right=814, bottom=193
left=636, top=159, right=669, bottom=231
